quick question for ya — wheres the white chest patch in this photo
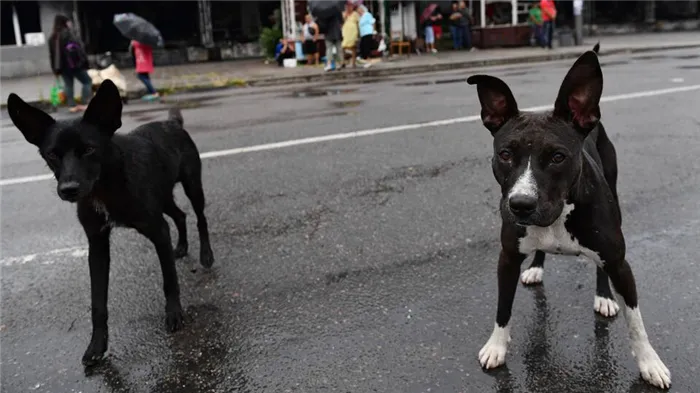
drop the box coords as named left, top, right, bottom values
left=93, top=200, right=116, bottom=229
left=518, top=203, right=603, bottom=266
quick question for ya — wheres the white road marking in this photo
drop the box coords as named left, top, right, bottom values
left=1, top=246, right=87, bottom=267
left=2, top=84, right=699, bottom=189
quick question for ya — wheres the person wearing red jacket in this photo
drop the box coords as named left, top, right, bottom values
left=540, top=0, right=557, bottom=49
left=130, top=40, right=159, bottom=100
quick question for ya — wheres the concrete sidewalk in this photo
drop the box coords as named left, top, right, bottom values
left=2, top=32, right=699, bottom=107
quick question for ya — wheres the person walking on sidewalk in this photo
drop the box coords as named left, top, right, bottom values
left=319, top=7, right=343, bottom=72
left=129, top=40, right=160, bottom=101
left=49, top=15, right=91, bottom=113
left=540, top=0, right=557, bottom=49
left=357, top=5, right=376, bottom=61
left=341, top=2, right=360, bottom=68
left=302, top=14, right=320, bottom=65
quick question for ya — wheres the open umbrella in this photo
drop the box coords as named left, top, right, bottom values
left=308, top=1, right=345, bottom=20
left=420, top=3, right=439, bottom=24
left=113, top=13, right=164, bottom=48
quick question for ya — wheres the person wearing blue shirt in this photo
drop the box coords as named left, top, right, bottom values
left=357, top=6, right=376, bottom=60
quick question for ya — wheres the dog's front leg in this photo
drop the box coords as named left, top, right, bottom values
left=140, top=217, right=184, bottom=332
left=479, top=248, right=525, bottom=369
left=78, top=205, right=112, bottom=367
left=604, top=259, right=671, bottom=389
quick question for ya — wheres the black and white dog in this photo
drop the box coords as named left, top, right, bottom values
left=466, top=50, right=671, bottom=388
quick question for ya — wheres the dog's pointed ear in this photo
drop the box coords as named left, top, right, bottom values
left=467, top=75, right=519, bottom=135
left=7, top=93, right=56, bottom=146
left=553, top=51, right=603, bottom=133
left=82, top=79, right=122, bottom=135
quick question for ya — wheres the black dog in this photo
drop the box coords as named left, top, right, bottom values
left=467, top=51, right=671, bottom=388
left=7, top=80, right=215, bottom=366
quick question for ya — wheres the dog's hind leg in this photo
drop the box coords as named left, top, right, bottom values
left=594, top=267, right=619, bottom=317
left=164, top=198, right=188, bottom=259
left=139, top=217, right=184, bottom=332
left=181, top=159, right=215, bottom=268
left=520, top=250, right=545, bottom=285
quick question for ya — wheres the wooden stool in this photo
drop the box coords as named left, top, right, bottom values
left=390, top=31, right=411, bottom=56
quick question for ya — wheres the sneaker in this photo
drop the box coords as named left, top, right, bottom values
left=431, top=48, right=438, bottom=53
left=324, top=65, right=335, bottom=72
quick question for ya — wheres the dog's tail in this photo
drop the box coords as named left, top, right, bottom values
left=168, top=108, right=184, bottom=127
left=592, top=42, right=600, bottom=54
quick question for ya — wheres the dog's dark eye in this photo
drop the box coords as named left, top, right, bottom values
left=551, top=153, right=566, bottom=164
left=498, top=150, right=512, bottom=162
left=84, top=147, right=96, bottom=156
left=45, top=152, right=58, bottom=161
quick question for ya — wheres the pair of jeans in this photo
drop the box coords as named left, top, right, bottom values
left=137, top=73, right=157, bottom=94
left=325, top=39, right=342, bottom=66
left=450, top=25, right=463, bottom=49
left=61, top=69, right=92, bottom=107
left=542, top=21, right=554, bottom=48
left=530, top=24, right=543, bottom=46
left=450, top=25, right=472, bottom=50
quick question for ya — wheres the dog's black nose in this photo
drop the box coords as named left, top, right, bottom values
left=509, top=195, right=537, bottom=217
left=58, top=182, right=80, bottom=200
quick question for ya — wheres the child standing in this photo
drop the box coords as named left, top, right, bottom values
left=130, top=40, right=159, bottom=101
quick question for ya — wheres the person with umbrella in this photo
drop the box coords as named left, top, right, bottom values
left=129, top=39, right=159, bottom=101
left=113, top=13, right=163, bottom=100
left=49, top=15, right=91, bottom=113
left=308, top=1, right=344, bottom=72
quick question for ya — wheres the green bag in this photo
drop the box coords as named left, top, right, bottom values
left=50, top=79, right=65, bottom=107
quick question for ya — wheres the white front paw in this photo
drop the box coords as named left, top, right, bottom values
left=520, top=267, right=543, bottom=285
left=478, top=324, right=510, bottom=369
left=478, top=340, right=508, bottom=369
left=637, top=349, right=671, bottom=389
left=594, top=295, right=620, bottom=317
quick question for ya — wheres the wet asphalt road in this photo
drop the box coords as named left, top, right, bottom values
left=2, top=47, right=700, bottom=393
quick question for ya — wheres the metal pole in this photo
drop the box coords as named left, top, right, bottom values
left=480, top=0, right=486, bottom=27
left=574, top=0, right=583, bottom=45
left=379, top=0, right=387, bottom=36
left=511, top=0, right=517, bottom=26
left=12, top=5, right=23, bottom=46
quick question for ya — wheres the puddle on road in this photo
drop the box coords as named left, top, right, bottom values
left=398, top=78, right=467, bottom=86
left=674, top=54, right=700, bottom=60
left=123, top=94, right=227, bottom=119
left=330, top=100, right=363, bottom=109
left=632, top=54, right=668, bottom=61
left=600, top=60, right=629, bottom=67
left=290, top=88, right=358, bottom=98
left=677, top=65, right=700, bottom=70
left=499, top=70, right=532, bottom=77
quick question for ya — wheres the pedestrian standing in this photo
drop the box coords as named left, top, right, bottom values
left=302, top=14, right=320, bottom=65
left=49, top=15, right=91, bottom=113
left=341, top=2, right=360, bottom=68
left=423, top=4, right=442, bottom=54
left=529, top=3, right=544, bottom=47
left=130, top=40, right=160, bottom=101
left=540, top=0, right=557, bottom=49
left=458, top=1, right=474, bottom=51
left=449, top=2, right=464, bottom=50
left=357, top=5, right=376, bottom=60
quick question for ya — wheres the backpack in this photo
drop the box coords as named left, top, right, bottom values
left=64, top=40, right=87, bottom=69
